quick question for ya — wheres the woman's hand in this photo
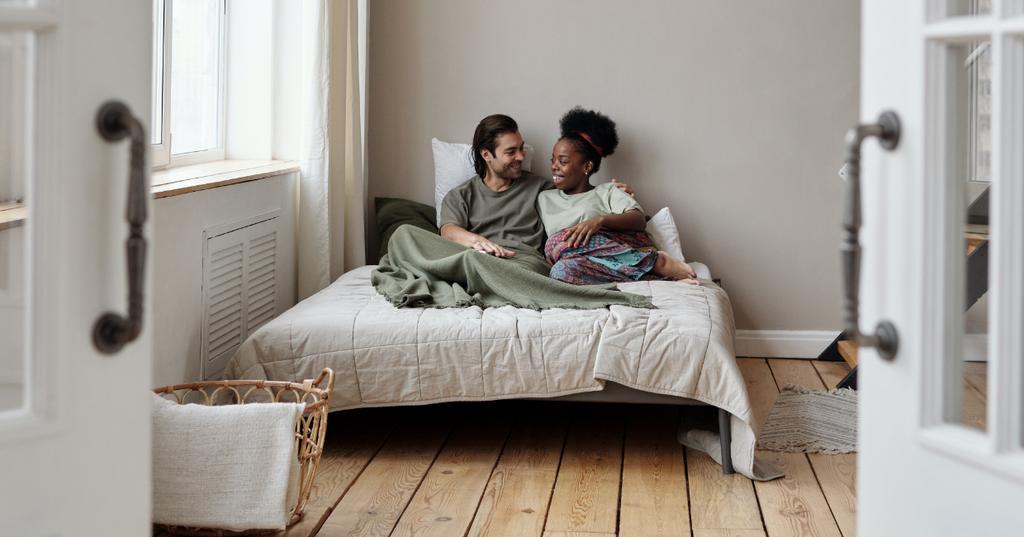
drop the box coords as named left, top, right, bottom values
left=562, top=217, right=605, bottom=248
left=611, top=179, right=635, bottom=198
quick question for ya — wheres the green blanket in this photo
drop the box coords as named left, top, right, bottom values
left=372, top=226, right=655, bottom=310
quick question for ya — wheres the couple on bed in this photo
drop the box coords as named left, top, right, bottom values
left=442, top=107, right=698, bottom=286
left=372, top=107, right=697, bottom=310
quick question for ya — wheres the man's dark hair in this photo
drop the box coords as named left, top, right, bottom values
left=559, top=106, right=619, bottom=175
left=472, top=114, right=520, bottom=178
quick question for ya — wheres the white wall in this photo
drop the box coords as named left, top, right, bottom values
left=151, top=174, right=297, bottom=388
left=367, top=0, right=860, bottom=334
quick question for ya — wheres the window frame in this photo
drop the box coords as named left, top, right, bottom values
left=151, top=0, right=228, bottom=170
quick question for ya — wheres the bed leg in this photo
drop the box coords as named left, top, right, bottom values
left=718, top=407, right=734, bottom=475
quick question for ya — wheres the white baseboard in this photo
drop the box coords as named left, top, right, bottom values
left=735, top=330, right=841, bottom=359
left=964, top=334, right=987, bottom=362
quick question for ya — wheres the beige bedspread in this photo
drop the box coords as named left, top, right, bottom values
left=223, top=265, right=771, bottom=480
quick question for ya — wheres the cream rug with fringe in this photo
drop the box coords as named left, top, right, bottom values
left=755, top=383, right=857, bottom=454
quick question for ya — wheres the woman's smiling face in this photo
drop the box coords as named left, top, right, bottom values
left=550, top=139, right=593, bottom=194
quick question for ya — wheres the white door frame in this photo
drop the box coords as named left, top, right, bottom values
left=0, top=2, right=153, bottom=536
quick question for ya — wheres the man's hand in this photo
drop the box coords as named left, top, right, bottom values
left=562, top=217, right=604, bottom=248
left=441, top=223, right=516, bottom=257
left=467, top=236, right=516, bottom=257
left=611, top=178, right=635, bottom=198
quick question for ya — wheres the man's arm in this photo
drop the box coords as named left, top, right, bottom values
left=440, top=223, right=516, bottom=257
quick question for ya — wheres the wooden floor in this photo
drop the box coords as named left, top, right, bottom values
left=154, top=359, right=994, bottom=537
left=160, top=358, right=844, bottom=537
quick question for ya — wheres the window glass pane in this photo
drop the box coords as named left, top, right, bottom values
left=152, top=0, right=165, bottom=146
left=170, top=0, right=223, bottom=155
left=946, top=0, right=992, bottom=17
left=0, top=31, right=32, bottom=414
left=942, top=42, right=991, bottom=431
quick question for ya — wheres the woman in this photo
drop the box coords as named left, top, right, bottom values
left=538, top=107, right=699, bottom=286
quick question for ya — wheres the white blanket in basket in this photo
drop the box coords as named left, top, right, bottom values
left=223, top=265, right=772, bottom=480
left=151, top=394, right=305, bottom=531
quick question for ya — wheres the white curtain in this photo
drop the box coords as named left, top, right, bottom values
left=298, top=0, right=366, bottom=301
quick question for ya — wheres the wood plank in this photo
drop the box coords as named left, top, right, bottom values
left=807, top=453, right=856, bottom=537
left=273, top=408, right=398, bottom=537
left=811, top=362, right=851, bottom=391
left=736, top=358, right=778, bottom=435
left=542, top=532, right=616, bottom=537
left=693, top=530, right=768, bottom=537
left=963, top=361, right=988, bottom=396
left=317, top=407, right=455, bottom=537
left=619, top=405, right=689, bottom=537
left=752, top=451, right=843, bottom=537
left=391, top=405, right=514, bottom=537
left=544, top=528, right=614, bottom=532
left=544, top=404, right=625, bottom=535
left=468, top=403, right=571, bottom=537
left=767, top=359, right=828, bottom=391
left=686, top=448, right=762, bottom=531
left=837, top=341, right=858, bottom=368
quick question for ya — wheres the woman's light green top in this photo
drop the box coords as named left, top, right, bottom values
left=537, top=182, right=644, bottom=237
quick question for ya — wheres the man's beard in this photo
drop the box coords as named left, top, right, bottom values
left=492, top=161, right=522, bottom=180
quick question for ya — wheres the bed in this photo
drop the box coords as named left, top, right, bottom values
left=222, top=262, right=776, bottom=481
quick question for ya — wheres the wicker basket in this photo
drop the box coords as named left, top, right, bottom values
left=152, top=368, right=335, bottom=537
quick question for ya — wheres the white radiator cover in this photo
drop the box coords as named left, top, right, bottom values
left=201, top=210, right=281, bottom=380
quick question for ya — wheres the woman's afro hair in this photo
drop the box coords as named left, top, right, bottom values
left=559, top=106, right=619, bottom=174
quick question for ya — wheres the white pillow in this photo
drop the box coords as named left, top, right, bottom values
left=645, top=207, right=686, bottom=262
left=432, top=137, right=534, bottom=227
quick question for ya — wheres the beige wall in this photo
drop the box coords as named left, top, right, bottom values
left=367, top=0, right=860, bottom=332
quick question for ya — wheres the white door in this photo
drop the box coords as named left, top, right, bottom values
left=0, top=1, right=152, bottom=536
left=860, top=0, right=1024, bottom=535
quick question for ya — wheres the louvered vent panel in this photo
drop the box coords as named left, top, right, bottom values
left=202, top=214, right=281, bottom=380
left=206, top=243, right=243, bottom=360
left=246, top=230, right=277, bottom=335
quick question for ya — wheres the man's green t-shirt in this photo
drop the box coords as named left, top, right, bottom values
left=439, top=172, right=556, bottom=256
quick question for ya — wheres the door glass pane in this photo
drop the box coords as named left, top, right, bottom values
left=945, top=0, right=992, bottom=17
left=170, top=0, right=223, bottom=155
left=152, top=0, right=165, bottom=145
left=0, top=31, right=32, bottom=414
left=943, top=42, right=991, bottom=431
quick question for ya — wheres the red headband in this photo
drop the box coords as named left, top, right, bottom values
left=574, top=131, right=604, bottom=156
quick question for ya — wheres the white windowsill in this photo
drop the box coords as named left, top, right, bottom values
left=151, top=160, right=299, bottom=199
left=0, top=202, right=26, bottom=232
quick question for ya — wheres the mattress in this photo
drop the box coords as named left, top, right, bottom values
left=222, top=265, right=765, bottom=479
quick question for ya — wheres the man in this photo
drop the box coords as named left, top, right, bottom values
left=437, top=114, right=553, bottom=274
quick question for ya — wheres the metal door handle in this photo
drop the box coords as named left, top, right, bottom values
left=92, top=101, right=148, bottom=354
left=842, top=111, right=900, bottom=361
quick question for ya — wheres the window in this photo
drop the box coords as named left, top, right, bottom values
left=152, top=0, right=227, bottom=168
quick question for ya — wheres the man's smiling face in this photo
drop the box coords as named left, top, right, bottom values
left=483, top=131, right=526, bottom=180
